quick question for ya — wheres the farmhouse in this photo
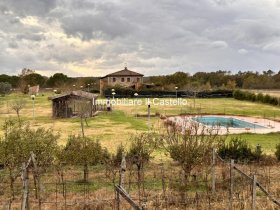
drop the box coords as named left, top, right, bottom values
left=49, top=90, right=97, bottom=118
left=99, top=67, right=144, bottom=95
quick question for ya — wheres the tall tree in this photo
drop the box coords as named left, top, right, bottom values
left=19, top=73, right=46, bottom=93
left=46, top=73, right=69, bottom=87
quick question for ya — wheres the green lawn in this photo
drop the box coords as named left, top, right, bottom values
left=0, top=92, right=280, bottom=153
left=229, top=133, right=280, bottom=154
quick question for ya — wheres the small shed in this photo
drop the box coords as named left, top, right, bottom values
left=49, top=90, right=97, bottom=118
left=29, top=85, right=40, bottom=95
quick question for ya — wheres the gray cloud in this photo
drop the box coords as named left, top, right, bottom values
left=8, top=42, right=18, bottom=49
left=16, top=33, right=45, bottom=41
left=0, top=0, right=280, bottom=76
left=0, top=0, right=57, bottom=16
left=263, top=41, right=280, bottom=54
left=59, top=2, right=136, bottom=41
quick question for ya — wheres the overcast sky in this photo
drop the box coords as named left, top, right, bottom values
left=0, top=0, right=280, bottom=77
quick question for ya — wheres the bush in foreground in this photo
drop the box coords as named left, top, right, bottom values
left=63, top=135, right=110, bottom=182
left=218, top=137, right=262, bottom=162
left=0, top=120, right=59, bottom=199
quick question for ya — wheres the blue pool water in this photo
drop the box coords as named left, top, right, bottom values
left=192, top=116, right=265, bottom=128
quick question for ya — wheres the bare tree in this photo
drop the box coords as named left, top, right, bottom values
left=11, top=99, right=26, bottom=122
left=75, top=100, right=92, bottom=182
left=75, top=100, right=91, bottom=137
left=105, top=144, right=125, bottom=186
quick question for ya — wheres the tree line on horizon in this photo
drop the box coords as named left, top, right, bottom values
left=1, top=69, right=280, bottom=94
left=148, top=69, right=280, bottom=90
left=0, top=69, right=99, bottom=94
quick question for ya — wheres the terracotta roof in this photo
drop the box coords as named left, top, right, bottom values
left=48, top=90, right=97, bottom=100
left=102, top=67, right=144, bottom=78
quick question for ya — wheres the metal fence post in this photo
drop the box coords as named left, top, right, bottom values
left=252, top=175, right=257, bottom=210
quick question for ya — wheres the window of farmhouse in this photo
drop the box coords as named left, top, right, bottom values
left=121, top=78, right=125, bottom=82
left=127, top=78, right=130, bottom=82
left=137, top=77, right=140, bottom=82
left=113, top=78, right=116, bottom=82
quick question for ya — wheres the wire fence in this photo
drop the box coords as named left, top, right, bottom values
left=1, top=154, right=280, bottom=209
left=213, top=150, right=280, bottom=210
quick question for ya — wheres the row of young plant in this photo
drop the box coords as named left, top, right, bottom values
left=233, top=89, right=280, bottom=106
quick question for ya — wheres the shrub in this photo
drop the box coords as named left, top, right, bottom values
left=0, top=120, right=59, bottom=199
left=256, top=93, right=264, bottom=102
left=0, top=120, right=59, bottom=169
left=248, top=92, right=256, bottom=102
left=270, top=96, right=279, bottom=105
left=0, top=82, right=12, bottom=96
left=113, top=144, right=125, bottom=166
left=63, top=135, right=110, bottom=166
left=163, top=122, right=224, bottom=185
left=105, top=85, right=233, bottom=98
left=217, top=137, right=262, bottom=162
left=63, top=135, right=110, bottom=182
left=275, top=143, right=280, bottom=161
left=263, top=94, right=271, bottom=104
left=233, top=89, right=247, bottom=100
left=234, top=90, right=280, bottom=106
left=127, top=133, right=157, bottom=166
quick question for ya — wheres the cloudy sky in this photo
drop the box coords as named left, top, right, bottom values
left=0, top=0, right=280, bottom=77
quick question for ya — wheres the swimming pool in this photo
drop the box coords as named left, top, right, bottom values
left=192, top=116, right=266, bottom=128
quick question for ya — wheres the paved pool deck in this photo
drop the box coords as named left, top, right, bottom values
left=167, top=115, right=280, bottom=135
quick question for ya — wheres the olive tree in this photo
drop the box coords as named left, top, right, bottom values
left=0, top=120, right=59, bottom=200
left=162, top=120, right=224, bottom=187
left=63, top=135, right=110, bottom=182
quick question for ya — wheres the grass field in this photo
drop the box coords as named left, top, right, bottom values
left=249, top=89, right=280, bottom=98
left=1, top=91, right=280, bottom=209
left=0, top=92, right=280, bottom=153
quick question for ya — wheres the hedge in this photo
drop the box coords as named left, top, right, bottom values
left=104, top=87, right=233, bottom=98
left=233, top=90, right=280, bottom=106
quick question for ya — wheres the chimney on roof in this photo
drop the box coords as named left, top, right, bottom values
left=124, top=66, right=127, bottom=70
